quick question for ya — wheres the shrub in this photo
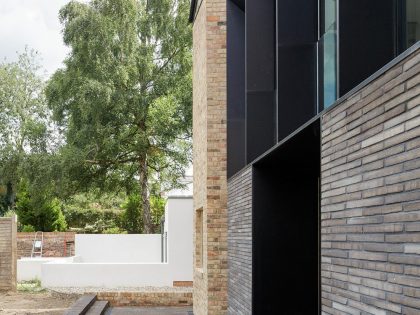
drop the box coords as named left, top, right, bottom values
left=15, top=183, right=67, bottom=232
left=21, top=224, right=36, bottom=232
left=63, top=206, right=122, bottom=232
left=121, top=194, right=142, bottom=234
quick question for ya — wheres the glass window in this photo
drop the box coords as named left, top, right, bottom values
left=319, top=0, right=337, bottom=110
left=406, top=0, right=420, bottom=47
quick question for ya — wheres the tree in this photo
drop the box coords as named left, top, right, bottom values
left=15, top=180, right=67, bottom=232
left=0, top=49, right=68, bottom=232
left=0, top=48, right=53, bottom=214
left=46, top=0, right=192, bottom=232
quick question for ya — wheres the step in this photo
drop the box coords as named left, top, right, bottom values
left=64, top=294, right=97, bottom=315
left=86, top=301, right=109, bottom=315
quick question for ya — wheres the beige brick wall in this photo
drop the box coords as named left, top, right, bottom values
left=192, top=0, right=228, bottom=313
left=17, top=232, right=75, bottom=258
left=321, top=48, right=420, bottom=314
left=0, top=216, right=17, bottom=292
left=96, top=291, right=192, bottom=307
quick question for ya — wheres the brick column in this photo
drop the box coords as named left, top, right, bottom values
left=192, top=0, right=228, bottom=314
left=0, top=215, right=17, bottom=292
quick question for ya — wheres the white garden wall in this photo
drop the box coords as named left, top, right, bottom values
left=17, top=256, right=80, bottom=281
left=75, top=234, right=161, bottom=263
left=41, top=195, right=193, bottom=288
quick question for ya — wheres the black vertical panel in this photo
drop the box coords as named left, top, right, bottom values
left=253, top=120, right=320, bottom=314
left=277, top=0, right=318, bottom=141
left=227, top=1, right=246, bottom=178
left=339, top=0, right=397, bottom=96
left=246, top=0, right=276, bottom=163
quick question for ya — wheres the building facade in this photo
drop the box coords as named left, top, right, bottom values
left=191, top=0, right=420, bottom=314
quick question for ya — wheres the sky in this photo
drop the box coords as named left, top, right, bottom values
left=0, top=0, right=76, bottom=78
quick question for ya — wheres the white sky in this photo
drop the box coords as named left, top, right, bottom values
left=0, top=0, right=78, bottom=78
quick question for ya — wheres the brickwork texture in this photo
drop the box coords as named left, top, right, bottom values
left=321, top=48, right=420, bottom=314
left=0, top=216, right=17, bottom=292
left=227, top=166, right=252, bottom=315
left=192, top=0, right=228, bottom=313
left=96, top=290, right=192, bottom=307
left=17, top=232, right=75, bottom=258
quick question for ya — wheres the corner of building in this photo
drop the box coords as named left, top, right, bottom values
left=192, top=0, right=228, bottom=313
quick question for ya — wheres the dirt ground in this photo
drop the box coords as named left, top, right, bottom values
left=0, top=291, right=78, bottom=315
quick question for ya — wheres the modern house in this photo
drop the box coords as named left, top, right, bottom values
left=190, top=0, right=420, bottom=314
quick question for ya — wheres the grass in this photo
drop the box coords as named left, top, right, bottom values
left=17, top=279, right=46, bottom=293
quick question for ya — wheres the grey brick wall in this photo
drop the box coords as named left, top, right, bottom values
left=321, top=48, right=420, bottom=314
left=228, top=166, right=252, bottom=314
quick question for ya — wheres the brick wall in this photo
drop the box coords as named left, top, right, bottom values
left=227, top=166, right=252, bottom=314
left=192, top=0, right=228, bottom=313
left=17, top=232, right=75, bottom=258
left=0, top=216, right=17, bottom=292
left=96, top=290, right=193, bottom=307
left=321, top=48, right=420, bottom=314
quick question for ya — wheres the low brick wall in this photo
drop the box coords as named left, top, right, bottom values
left=17, top=232, right=75, bottom=258
left=0, top=216, right=17, bottom=292
left=96, top=291, right=193, bottom=307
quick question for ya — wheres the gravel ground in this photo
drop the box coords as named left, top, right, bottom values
left=0, top=291, right=78, bottom=315
left=49, top=286, right=193, bottom=294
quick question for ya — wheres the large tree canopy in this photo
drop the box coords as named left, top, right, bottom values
left=46, top=0, right=192, bottom=232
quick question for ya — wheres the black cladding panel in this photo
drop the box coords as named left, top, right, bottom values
left=246, top=91, right=276, bottom=163
left=246, top=0, right=276, bottom=92
left=227, top=0, right=246, bottom=178
left=339, top=0, right=397, bottom=96
left=277, top=0, right=318, bottom=141
left=277, top=43, right=317, bottom=140
left=277, top=0, right=318, bottom=45
left=246, top=0, right=276, bottom=163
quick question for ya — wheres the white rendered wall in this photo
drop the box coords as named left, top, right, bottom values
left=165, top=197, right=193, bottom=282
left=42, top=262, right=175, bottom=287
left=75, top=234, right=161, bottom=263
left=41, top=196, right=193, bottom=288
left=18, top=257, right=79, bottom=281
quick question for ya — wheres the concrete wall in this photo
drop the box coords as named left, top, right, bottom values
left=17, top=232, right=75, bottom=258
left=321, top=48, right=420, bottom=314
left=0, top=216, right=17, bottom=291
left=192, top=0, right=229, bottom=313
left=41, top=196, right=193, bottom=288
left=227, top=167, right=252, bottom=314
left=75, top=234, right=161, bottom=263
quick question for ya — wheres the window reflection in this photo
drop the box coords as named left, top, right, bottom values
left=407, top=0, right=420, bottom=47
left=319, top=0, right=337, bottom=110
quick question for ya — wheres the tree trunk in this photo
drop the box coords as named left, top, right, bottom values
left=139, top=156, right=153, bottom=233
left=6, top=181, right=15, bottom=209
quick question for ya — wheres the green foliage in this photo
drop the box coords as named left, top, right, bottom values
left=150, top=194, right=166, bottom=227
left=15, top=181, right=67, bottom=232
left=0, top=48, right=66, bottom=232
left=3, top=209, right=16, bottom=218
left=62, top=192, right=124, bottom=233
left=21, top=224, right=36, bottom=232
left=18, top=279, right=45, bottom=293
left=103, top=226, right=126, bottom=234
left=0, top=183, right=13, bottom=216
left=121, top=194, right=142, bottom=234
left=0, top=48, right=50, bottom=157
left=46, top=0, right=192, bottom=233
